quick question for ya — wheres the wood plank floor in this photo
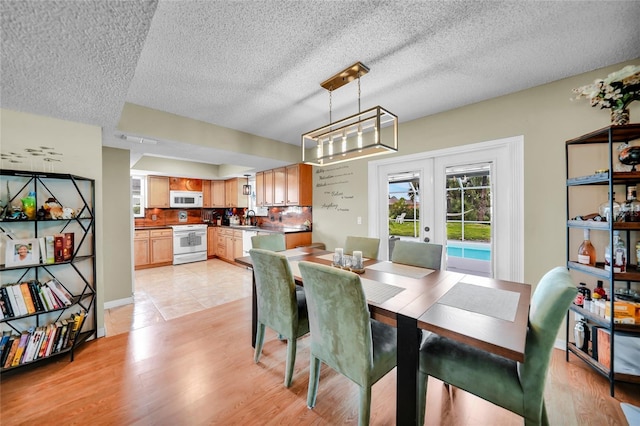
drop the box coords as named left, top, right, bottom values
left=2, top=294, right=639, bottom=425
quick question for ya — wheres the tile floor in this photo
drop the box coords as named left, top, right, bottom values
left=104, top=258, right=253, bottom=336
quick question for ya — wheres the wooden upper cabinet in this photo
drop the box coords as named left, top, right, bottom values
left=211, top=180, right=226, bottom=207
left=202, top=180, right=212, bottom=207
left=169, top=177, right=202, bottom=191
left=255, top=172, right=265, bottom=207
left=146, top=176, right=170, bottom=208
left=286, top=164, right=312, bottom=206
left=273, top=167, right=286, bottom=205
left=224, top=178, right=248, bottom=208
left=263, top=169, right=274, bottom=206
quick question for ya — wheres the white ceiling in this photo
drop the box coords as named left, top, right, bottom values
left=2, top=1, right=640, bottom=174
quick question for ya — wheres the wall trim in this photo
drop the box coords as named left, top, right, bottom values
left=104, top=296, right=134, bottom=310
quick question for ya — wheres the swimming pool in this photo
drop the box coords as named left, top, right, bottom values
left=446, top=242, right=491, bottom=261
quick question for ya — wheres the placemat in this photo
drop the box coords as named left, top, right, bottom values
left=365, top=261, right=434, bottom=279
left=315, top=253, right=369, bottom=262
left=281, top=249, right=311, bottom=258
left=437, top=282, right=520, bottom=322
left=360, top=278, right=405, bottom=304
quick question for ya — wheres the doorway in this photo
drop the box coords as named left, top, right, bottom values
left=368, top=135, right=523, bottom=282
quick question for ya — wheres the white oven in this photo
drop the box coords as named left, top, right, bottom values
left=171, top=224, right=208, bottom=265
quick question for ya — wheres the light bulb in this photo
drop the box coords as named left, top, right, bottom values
left=342, top=133, right=347, bottom=156
left=357, top=124, right=363, bottom=150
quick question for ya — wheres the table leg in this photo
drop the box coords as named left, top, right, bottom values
left=397, top=313, right=420, bottom=425
left=251, top=271, right=257, bottom=348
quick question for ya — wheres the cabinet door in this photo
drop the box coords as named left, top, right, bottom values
left=202, top=180, right=212, bottom=207
left=211, top=181, right=226, bottom=207
left=225, top=179, right=237, bottom=207
left=217, top=233, right=226, bottom=259
left=150, top=237, right=173, bottom=264
left=134, top=237, right=150, bottom=267
left=207, top=227, right=217, bottom=257
left=255, top=171, right=264, bottom=207
left=286, top=164, right=312, bottom=206
left=264, top=169, right=274, bottom=206
left=146, top=176, right=170, bottom=208
left=285, top=232, right=312, bottom=249
left=225, top=234, right=234, bottom=260
left=233, top=231, right=244, bottom=260
left=273, top=167, right=286, bottom=205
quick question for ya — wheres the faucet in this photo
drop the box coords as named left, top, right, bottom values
left=246, top=209, right=256, bottom=226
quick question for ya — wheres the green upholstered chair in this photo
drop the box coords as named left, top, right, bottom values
left=391, top=240, right=443, bottom=269
left=249, top=248, right=309, bottom=387
left=298, top=261, right=397, bottom=426
left=417, top=266, right=577, bottom=426
left=251, top=233, right=286, bottom=252
left=344, top=236, right=380, bottom=259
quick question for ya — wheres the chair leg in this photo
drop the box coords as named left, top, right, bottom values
left=254, top=323, right=266, bottom=363
left=307, top=355, right=321, bottom=409
left=284, top=338, right=297, bottom=387
left=417, top=371, right=428, bottom=426
left=358, top=385, right=372, bottom=426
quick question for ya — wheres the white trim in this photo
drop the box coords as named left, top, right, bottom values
left=554, top=338, right=566, bottom=351
left=368, top=135, right=524, bottom=281
left=104, top=296, right=134, bottom=310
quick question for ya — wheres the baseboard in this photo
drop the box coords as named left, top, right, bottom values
left=104, top=296, right=134, bottom=310
left=97, top=327, right=106, bottom=338
left=554, top=338, right=566, bottom=350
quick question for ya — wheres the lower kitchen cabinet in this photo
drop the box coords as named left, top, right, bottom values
left=207, top=227, right=217, bottom=258
left=217, top=228, right=244, bottom=263
left=134, top=228, right=173, bottom=270
left=285, top=232, right=312, bottom=249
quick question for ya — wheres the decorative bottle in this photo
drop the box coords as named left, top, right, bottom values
left=577, top=229, right=596, bottom=266
left=574, top=282, right=591, bottom=307
left=598, top=192, right=621, bottom=222
left=604, top=230, right=626, bottom=272
left=627, top=186, right=640, bottom=222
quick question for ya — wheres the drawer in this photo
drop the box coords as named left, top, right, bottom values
left=135, top=230, right=150, bottom=239
left=150, top=229, right=173, bottom=238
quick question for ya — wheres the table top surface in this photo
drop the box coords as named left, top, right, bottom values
left=236, top=247, right=531, bottom=362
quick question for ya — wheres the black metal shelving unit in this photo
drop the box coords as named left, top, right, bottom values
left=0, top=169, right=96, bottom=371
left=565, top=124, right=640, bottom=396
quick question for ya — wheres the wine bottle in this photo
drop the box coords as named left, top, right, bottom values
left=577, top=229, right=596, bottom=266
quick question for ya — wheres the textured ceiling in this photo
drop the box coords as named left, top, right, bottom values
left=2, top=0, right=640, bottom=173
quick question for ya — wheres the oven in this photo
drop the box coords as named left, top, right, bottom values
left=171, top=224, right=208, bottom=265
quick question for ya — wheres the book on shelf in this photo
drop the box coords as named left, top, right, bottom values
left=63, top=232, right=74, bottom=261
left=0, top=286, right=15, bottom=318
left=9, top=284, right=28, bottom=317
left=45, top=279, right=73, bottom=306
left=0, top=331, right=12, bottom=360
left=56, top=319, right=70, bottom=352
left=2, top=335, right=20, bottom=368
left=10, top=332, right=29, bottom=367
left=22, top=327, right=41, bottom=363
left=38, top=324, right=54, bottom=359
left=19, top=282, right=36, bottom=314
left=39, top=237, right=46, bottom=264
left=42, top=285, right=61, bottom=310
left=27, top=281, right=45, bottom=312
left=46, top=321, right=63, bottom=356
left=44, top=235, right=55, bottom=264
left=67, top=310, right=86, bottom=347
left=54, top=234, right=64, bottom=263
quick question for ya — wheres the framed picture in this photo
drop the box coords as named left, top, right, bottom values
left=5, top=238, right=40, bottom=268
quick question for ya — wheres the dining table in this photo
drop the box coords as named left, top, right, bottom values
left=235, top=247, right=532, bottom=425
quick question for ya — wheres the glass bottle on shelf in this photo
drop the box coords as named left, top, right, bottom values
left=604, top=230, right=626, bottom=273
left=593, top=280, right=607, bottom=300
left=598, top=192, right=621, bottom=223
left=577, top=229, right=596, bottom=266
left=625, top=186, right=640, bottom=222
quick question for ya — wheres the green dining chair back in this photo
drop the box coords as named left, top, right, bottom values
left=249, top=248, right=309, bottom=387
left=344, top=236, right=380, bottom=259
left=298, top=261, right=397, bottom=426
left=391, top=240, right=443, bottom=269
left=251, top=233, right=286, bottom=252
left=417, top=266, right=577, bottom=426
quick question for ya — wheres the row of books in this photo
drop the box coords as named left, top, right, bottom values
left=39, top=232, right=74, bottom=264
left=0, top=310, right=86, bottom=369
left=0, top=279, right=74, bottom=320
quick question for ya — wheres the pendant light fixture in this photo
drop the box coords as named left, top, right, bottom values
left=302, top=62, right=398, bottom=166
left=242, top=174, right=251, bottom=195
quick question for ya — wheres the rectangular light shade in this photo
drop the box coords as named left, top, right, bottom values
left=302, top=106, right=398, bottom=166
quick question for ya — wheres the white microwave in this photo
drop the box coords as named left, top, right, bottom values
left=170, top=190, right=203, bottom=208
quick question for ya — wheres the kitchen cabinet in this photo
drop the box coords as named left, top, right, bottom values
left=255, top=164, right=313, bottom=207
left=202, top=180, right=212, bottom=207
left=169, top=177, right=202, bottom=191
left=150, top=229, right=173, bottom=265
left=225, top=178, right=248, bottom=208
left=285, top=232, right=312, bottom=249
left=273, top=167, right=286, bottom=205
left=211, top=180, right=226, bottom=207
left=233, top=230, right=244, bottom=260
left=207, top=227, right=217, bottom=258
left=146, top=176, right=170, bottom=208
left=286, top=164, right=312, bottom=206
left=217, top=228, right=244, bottom=262
left=134, top=230, right=150, bottom=267
left=134, top=227, right=172, bottom=270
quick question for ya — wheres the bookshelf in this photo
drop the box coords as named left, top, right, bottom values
left=0, top=169, right=96, bottom=371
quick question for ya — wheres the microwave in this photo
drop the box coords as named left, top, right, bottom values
left=170, top=190, right=203, bottom=208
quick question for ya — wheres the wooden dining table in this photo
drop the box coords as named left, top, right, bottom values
left=236, top=247, right=532, bottom=425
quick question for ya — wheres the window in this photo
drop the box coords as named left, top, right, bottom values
left=131, top=175, right=145, bottom=218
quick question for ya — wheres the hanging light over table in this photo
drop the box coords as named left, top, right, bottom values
left=302, top=62, right=398, bottom=166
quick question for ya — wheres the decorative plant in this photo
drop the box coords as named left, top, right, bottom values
left=572, top=65, right=640, bottom=111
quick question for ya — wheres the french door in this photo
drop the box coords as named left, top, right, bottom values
left=368, top=136, right=523, bottom=282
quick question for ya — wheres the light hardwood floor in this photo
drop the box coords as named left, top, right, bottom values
left=2, top=260, right=639, bottom=425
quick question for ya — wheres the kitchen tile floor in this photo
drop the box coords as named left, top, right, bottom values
left=104, top=258, right=253, bottom=336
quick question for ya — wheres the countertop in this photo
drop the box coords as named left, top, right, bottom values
left=135, top=224, right=311, bottom=234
